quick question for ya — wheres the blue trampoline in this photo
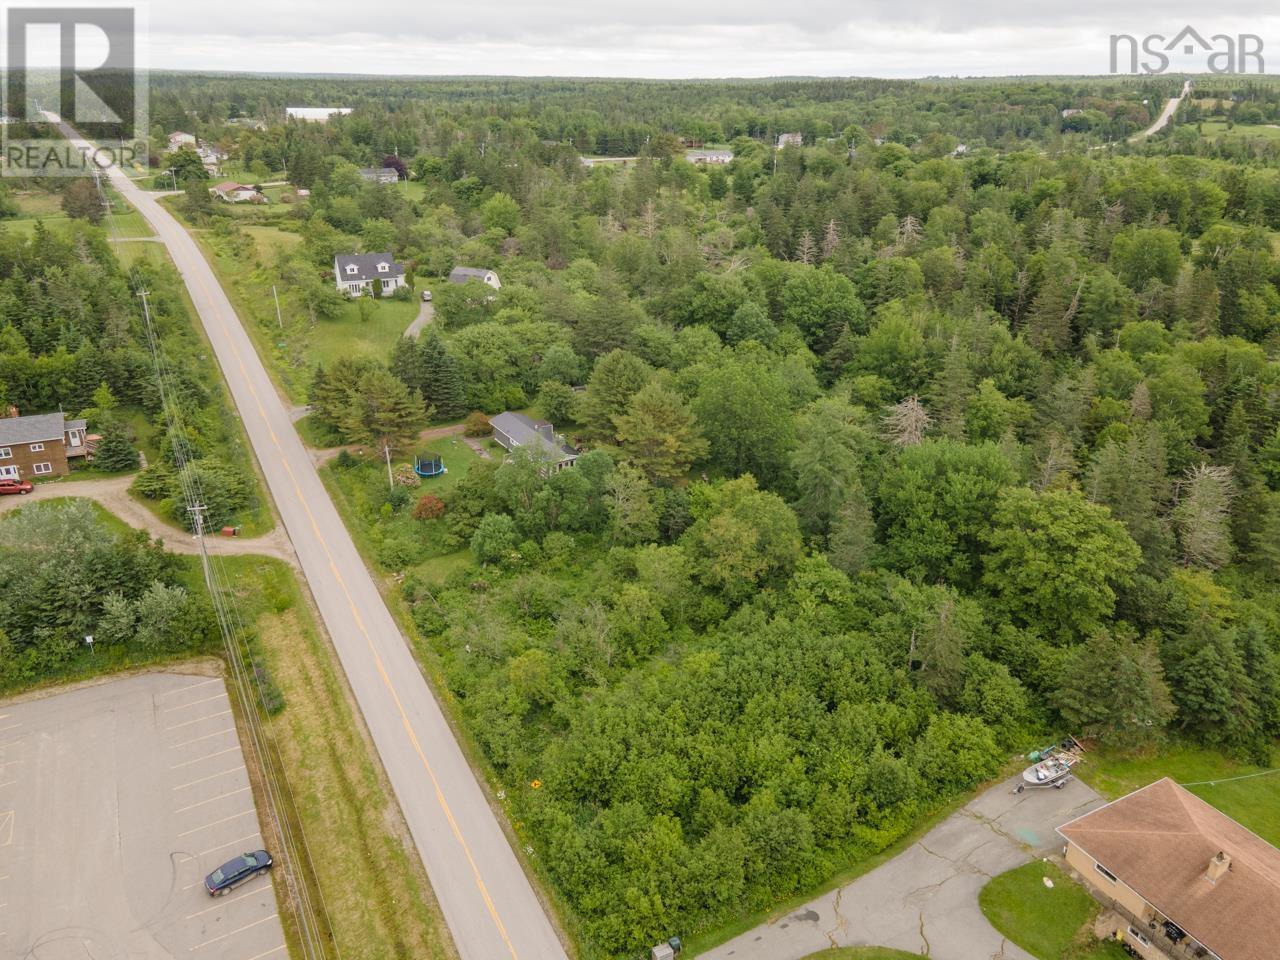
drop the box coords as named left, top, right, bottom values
left=414, top=451, right=447, bottom=478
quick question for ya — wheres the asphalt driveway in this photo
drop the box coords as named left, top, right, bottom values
left=701, top=774, right=1105, bottom=960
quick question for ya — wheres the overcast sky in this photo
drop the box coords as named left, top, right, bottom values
left=140, top=2, right=1280, bottom=78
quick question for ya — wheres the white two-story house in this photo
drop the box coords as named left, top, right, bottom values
left=333, top=253, right=407, bottom=297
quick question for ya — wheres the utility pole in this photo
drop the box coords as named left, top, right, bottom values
left=165, top=168, right=178, bottom=191
left=272, top=284, right=283, bottom=329
left=383, top=441, right=394, bottom=491
left=188, top=502, right=215, bottom=595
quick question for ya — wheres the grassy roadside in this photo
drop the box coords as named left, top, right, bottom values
left=1, top=493, right=454, bottom=960
left=314, top=459, right=586, bottom=958
left=216, top=553, right=456, bottom=960
left=158, top=195, right=418, bottom=405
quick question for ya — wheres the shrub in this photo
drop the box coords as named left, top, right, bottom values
left=394, top=463, right=422, bottom=488
left=414, top=494, right=446, bottom=520
left=463, top=411, right=491, bottom=437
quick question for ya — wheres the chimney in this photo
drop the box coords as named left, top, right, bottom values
left=1206, top=850, right=1231, bottom=884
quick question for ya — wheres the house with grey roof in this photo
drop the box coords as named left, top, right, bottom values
left=359, top=167, right=400, bottom=184
left=0, top=411, right=89, bottom=480
left=334, top=252, right=407, bottom=297
left=489, top=412, right=577, bottom=473
left=448, top=266, right=501, bottom=290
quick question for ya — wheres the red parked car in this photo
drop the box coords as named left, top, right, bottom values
left=0, top=478, right=33, bottom=496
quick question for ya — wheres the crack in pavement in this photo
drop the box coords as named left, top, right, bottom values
left=823, top=884, right=849, bottom=949
left=918, top=909, right=931, bottom=956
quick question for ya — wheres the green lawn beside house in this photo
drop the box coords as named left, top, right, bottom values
left=1078, top=742, right=1280, bottom=846
left=979, top=862, right=1128, bottom=960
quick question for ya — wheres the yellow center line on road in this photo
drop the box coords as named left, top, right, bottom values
left=182, top=217, right=521, bottom=960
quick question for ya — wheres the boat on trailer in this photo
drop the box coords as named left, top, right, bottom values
left=1015, top=736, right=1084, bottom=792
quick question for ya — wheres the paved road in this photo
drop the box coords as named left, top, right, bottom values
left=701, top=775, right=1105, bottom=960
left=1132, top=79, right=1192, bottom=141
left=0, top=474, right=297, bottom=564
left=404, top=297, right=435, bottom=338
left=52, top=116, right=567, bottom=960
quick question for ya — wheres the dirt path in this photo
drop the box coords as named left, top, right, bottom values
left=404, top=298, right=435, bottom=339
left=0, top=474, right=297, bottom=565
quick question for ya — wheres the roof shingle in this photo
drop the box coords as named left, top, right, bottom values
left=1059, top=777, right=1280, bottom=960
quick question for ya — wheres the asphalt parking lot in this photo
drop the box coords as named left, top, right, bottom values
left=0, top=672, right=288, bottom=959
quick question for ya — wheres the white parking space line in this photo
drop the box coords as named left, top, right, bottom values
left=0, top=723, right=22, bottom=734
left=162, top=693, right=227, bottom=713
left=177, top=809, right=255, bottom=838
left=166, top=710, right=232, bottom=732
left=198, top=832, right=262, bottom=858
left=170, top=727, right=236, bottom=750
left=158, top=678, right=220, bottom=699
left=0, top=781, right=15, bottom=790
left=170, top=746, right=239, bottom=770
left=173, top=768, right=243, bottom=791
left=188, top=913, right=277, bottom=951
left=243, top=945, right=286, bottom=960
left=183, top=882, right=267, bottom=919
left=174, top=786, right=250, bottom=814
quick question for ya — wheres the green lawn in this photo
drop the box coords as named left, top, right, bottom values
left=165, top=202, right=417, bottom=402
left=1198, top=119, right=1280, bottom=140
left=979, top=862, right=1127, bottom=960
left=393, top=180, right=429, bottom=202
left=311, top=296, right=420, bottom=368
left=1078, top=742, right=1280, bottom=846
left=319, top=434, right=480, bottom=583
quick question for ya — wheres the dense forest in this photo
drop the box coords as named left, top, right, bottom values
left=6, top=72, right=1280, bottom=958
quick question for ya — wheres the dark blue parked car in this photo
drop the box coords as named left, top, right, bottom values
left=204, top=849, right=273, bottom=896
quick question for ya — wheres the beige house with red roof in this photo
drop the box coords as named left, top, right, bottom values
left=1058, top=777, right=1280, bottom=960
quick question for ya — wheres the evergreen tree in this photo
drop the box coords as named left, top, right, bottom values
left=613, top=380, right=708, bottom=484
left=1057, top=629, right=1175, bottom=747
left=93, top=423, right=140, bottom=472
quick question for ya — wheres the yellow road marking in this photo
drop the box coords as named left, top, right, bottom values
left=109, top=152, right=523, bottom=960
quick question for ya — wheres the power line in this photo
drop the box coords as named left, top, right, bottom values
left=95, top=170, right=340, bottom=960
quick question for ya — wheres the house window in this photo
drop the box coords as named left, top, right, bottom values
left=377, top=262, right=389, bottom=272
left=1126, top=926, right=1151, bottom=947
left=29, top=442, right=44, bottom=451
left=1095, top=863, right=1118, bottom=884
left=0, top=447, right=10, bottom=459
left=346, top=264, right=358, bottom=275
left=32, top=461, right=52, bottom=475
